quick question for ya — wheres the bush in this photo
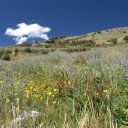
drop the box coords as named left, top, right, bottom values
left=64, top=47, right=89, bottom=53
left=14, top=48, right=19, bottom=56
left=4, top=49, right=12, bottom=54
left=1, top=49, right=12, bottom=60
left=107, top=38, right=117, bottom=44
left=97, top=31, right=101, bottom=34
left=73, top=55, right=86, bottom=65
left=18, top=43, right=32, bottom=47
left=24, top=47, right=31, bottom=53
left=0, top=49, right=4, bottom=58
left=1, top=53, right=11, bottom=61
left=123, top=36, right=128, bottom=43
left=123, top=31, right=126, bottom=33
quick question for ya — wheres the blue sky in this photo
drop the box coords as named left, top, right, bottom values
left=0, top=0, right=128, bottom=46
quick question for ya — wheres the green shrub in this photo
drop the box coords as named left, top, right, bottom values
left=73, top=55, right=86, bottom=65
left=0, top=49, right=4, bottom=58
left=24, top=47, right=31, bottom=53
left=123, top=36, right=128, bottom=43
left=14, top=48, right=19, bottom=56
left=45, top=44, right=51, bottom=48
left=97, top=31, right=101, bottom=34
left=64, top=47, right=89, bottom=53
left=4, top=49, right=12, bottom=54
left=41, top=49, right=49, bottom=54
left=107, top=38, right=117, bottom=44
left=1, top=53, right=11, bottom=61
left=17, top=43, right=32, bottom=47
left=123, top=31, right=126, bottom=33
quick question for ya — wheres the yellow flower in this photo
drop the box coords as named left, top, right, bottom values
left=54, top=89, right=58, bottom=93
left=14, top=93, right=18, bottom=96
left=53, top=101, right=56, bottom=104
left=0, top=80, right=3, bottom=84
left=16, top=106, right=19, bottom=113
left=6, top=98, right=10, bottom=103
left=47, top=91, right=52, bottom=96
left=103, top=90, right=108, bottom=93
left=16, top=98, right=20, bottom=101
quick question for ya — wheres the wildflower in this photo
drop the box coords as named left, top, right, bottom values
left=53, top=101, right=56, bottom=104
left=54, top=89, right=58, bottom=93
left=103, top=90, right=108, bottom=93
left=16, top=106, right=19, bottom=113
left=14, top=93, right=18, bottom=96
left=16, top=98, right=20, bottom=101
left=47, top=91, right=52, bottom=96
left=6, top=98, right=10, bottom=103
left=0, top=80, right=3, bottom=84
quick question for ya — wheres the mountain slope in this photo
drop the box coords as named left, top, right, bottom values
left=42, top=27, right=128, bottom=46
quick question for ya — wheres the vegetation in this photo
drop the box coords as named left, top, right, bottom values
left=123, top=36, right=128, bottom=43
left=24, top=47, right=31, bottom=53
left=0, top=27, right=128, bottom=127
left=0, top=49, right=12, bottom=61
left=0, top=45, right=128, bottom=127
left=107, top=38, right=117, bottom=44
left=14, top=48, right=19, bottom=56
left=0, top=48, right=4, bottom=57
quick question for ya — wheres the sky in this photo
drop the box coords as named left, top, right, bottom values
left=0, top=0, right=128, bottom=46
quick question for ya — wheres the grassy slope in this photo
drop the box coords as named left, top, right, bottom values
left=42, top=27, right=128, bottom=45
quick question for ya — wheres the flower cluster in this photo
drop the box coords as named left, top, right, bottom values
left=24, top=79, right=59, bottom=100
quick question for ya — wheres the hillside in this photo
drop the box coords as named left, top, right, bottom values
left=0, top=27, right=128, bottom=61
left=42, top=27, right=128, bottom=46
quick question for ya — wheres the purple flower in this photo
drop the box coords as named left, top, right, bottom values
left=114, top=57, right=128, bottom=65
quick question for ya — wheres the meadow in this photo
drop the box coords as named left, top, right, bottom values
left=0, top=45, right=128, bottom=128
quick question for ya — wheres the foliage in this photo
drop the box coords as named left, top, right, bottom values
left=107, top=38, right=117, bottom=44
left=24, top=47, right=31, bottom=53
left=123, top=36, right=128, bottom=43
left=14, top=48, right=19, bottom=56
left=17, top=43, right=32, bottom=47
left=1, top=49, right=12, bottom=61
left=0, top=48, right=4, bottom=57
left=1, top=53, right=11, bottom=61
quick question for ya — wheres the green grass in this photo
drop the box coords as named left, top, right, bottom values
left=0, top=46, right=128, bottom=128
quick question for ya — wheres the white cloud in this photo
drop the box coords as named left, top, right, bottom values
left=5, top=23, right=51, bottom=44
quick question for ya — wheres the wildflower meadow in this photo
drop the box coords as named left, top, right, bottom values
left=0, top=46, right=128, bottom=128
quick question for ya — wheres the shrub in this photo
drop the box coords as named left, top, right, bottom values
left=45, top=44, right=51, bottom=48
left=97, top=31, right=101, bottom=34
left=1, top=53, right=11, bottom=61
left=73, top=55, right=86, bottom=65
left=84, top=40, right=96, bottom=47
left=1, top=49, right=12, bottom=60
left=0, top=49, right=4, bottom=58
left=14, top=48, right=19, bottom=56
left=123, top=31, right=126, bottom=33
left=123, top=36, right=128, bottom=43
left=24, top=47, right=31, bottom=53
left=40, top=49, right=49, bottom=54
left=107, top=38, right=117, bottom=44
left=4, top=49, right=12, bottom=54
left=18, top=43, right=32, bottom=47
left=64, top=47, right=89, bottom=53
